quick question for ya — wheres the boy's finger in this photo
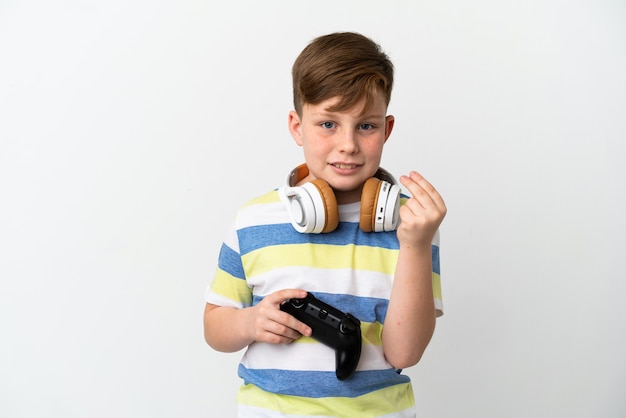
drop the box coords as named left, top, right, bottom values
left=273, top=288, right=308, bottom=305
left=402, top=172, right=446, bottom=211
left=287, top=317, right=312, bottom=337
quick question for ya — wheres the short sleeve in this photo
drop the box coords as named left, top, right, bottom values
left=204, top=223, right=252, bottom=309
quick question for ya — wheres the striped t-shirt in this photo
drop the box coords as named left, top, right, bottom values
left=205, top=188, right=443, bottom=417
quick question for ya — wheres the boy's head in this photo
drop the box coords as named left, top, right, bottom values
left=292, top=32, right=394, bottom=117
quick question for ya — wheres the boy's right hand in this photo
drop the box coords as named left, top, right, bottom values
left=244, top=289, right=313, bottom=345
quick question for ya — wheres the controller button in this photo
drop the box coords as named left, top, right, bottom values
left=340, top=319, right=357, bottom=334
left=318, top=309, right=328, bottom=320
left=290, top=298, right=304, bottom=308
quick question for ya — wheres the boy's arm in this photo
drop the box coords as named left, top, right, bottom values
left=382, top=171, right=446, bottom=369
left=204, top=289, right=312, bottom=352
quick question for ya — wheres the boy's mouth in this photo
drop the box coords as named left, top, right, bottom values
left=331, top=163, right=360, bottom=170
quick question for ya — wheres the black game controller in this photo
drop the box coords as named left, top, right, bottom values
left=280, top=292, right=362, bottom=380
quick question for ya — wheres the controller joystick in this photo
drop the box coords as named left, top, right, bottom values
left=280, top=292, right=362, bottom=380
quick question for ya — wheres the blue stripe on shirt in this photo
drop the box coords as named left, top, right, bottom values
left=217, top=243, right=245, bottom=280
left=238, top=364, right=409, bottom=398
left=237, top=222, right=400, bottom=255
left=432, top=244, right=440, bottom=275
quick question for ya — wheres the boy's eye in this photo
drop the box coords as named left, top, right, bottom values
left=321, top=121, right=335, bottom=129
left=360, top=123, right=374, bottom=130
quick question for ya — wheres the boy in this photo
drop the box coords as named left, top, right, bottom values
left=204, top=32, right=446, bottom=417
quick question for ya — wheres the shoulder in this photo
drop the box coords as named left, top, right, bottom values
left=234, top=188, right=288, bottom=230
left=241, top=188, right=282, bottom=208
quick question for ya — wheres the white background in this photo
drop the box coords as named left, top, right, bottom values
left=1, top=1, right=625, bottom=417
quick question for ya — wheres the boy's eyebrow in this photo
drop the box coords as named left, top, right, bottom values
left=312, top=110, right=386, bottom=120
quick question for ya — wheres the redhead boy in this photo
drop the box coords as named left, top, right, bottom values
left=204, top=32, right=446, bottom=417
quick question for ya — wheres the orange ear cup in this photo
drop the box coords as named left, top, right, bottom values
left=359, top=178, right=382, bottom=233
left=310, top=178, right=339, bottom=233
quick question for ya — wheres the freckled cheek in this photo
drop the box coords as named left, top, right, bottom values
left=302, top=142, right=332, bottom=163
left=360, top=137, right=386, bottom=153
left=302, top=136, right=335, bottom=153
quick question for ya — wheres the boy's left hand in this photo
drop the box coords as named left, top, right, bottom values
left=397, top=171, right=447, bottom=248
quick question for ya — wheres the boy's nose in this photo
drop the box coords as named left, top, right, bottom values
left=338, top=130, right=359, bottom=153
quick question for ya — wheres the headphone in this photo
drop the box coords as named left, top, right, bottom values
left=280, top=164, right=401, bottom=234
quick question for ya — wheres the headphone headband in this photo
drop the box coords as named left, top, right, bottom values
left=373, top=167, right=399, bottom=187
left=286, top=164, right=311, bottom=187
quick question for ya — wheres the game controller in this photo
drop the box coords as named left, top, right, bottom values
left=280, top=292, right=362, bottom=380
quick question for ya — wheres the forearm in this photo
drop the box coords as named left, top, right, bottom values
left=203, top=303, right=253, bottom=352
left=382, top=244, right=437, bottom=369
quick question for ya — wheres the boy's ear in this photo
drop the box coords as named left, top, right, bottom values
left=288, top=110, right=303, bottom=146
left=384, top=115, right=395, bottom=142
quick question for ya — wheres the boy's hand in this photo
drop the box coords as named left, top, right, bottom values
left=245, top=289, right=313, bottom=345
left=398, top=171, right=447, bottom=248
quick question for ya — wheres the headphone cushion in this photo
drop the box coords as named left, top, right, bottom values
left=310, top=179, right=339, bottom=233
left=359, top=177, right=382, bottom=232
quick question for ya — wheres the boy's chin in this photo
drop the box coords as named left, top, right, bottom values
left=329, top=185, right=363, bottom=204
left=327, top=181, right=361, bottom=192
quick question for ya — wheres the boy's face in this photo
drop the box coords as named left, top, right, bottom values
left=288, top=92, right=395, bottom=205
